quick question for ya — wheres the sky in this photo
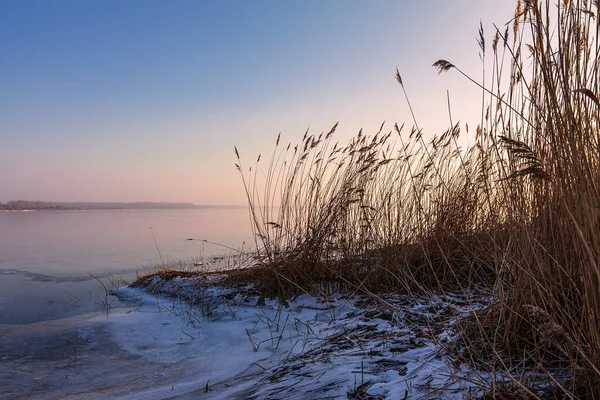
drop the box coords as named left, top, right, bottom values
left=0, top=1, right=517, bottom=205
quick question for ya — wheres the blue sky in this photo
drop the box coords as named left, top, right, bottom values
left=0, top=1, right=516, bottom=204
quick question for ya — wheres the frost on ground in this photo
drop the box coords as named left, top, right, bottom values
left=110, top=274, right=491, bottom=399
left=0, top=272, right=492, bottom=400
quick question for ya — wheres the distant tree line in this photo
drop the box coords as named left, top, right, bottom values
left=0, top=200, right=207, bottom=211
left=0, top=200, right=79, bottom=210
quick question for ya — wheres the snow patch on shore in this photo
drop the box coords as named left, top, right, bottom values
left=100, top=276, right=489, bottom=399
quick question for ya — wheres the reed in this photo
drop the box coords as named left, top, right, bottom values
left=237, top=0, right=600, bottom=396
left=237, top=120, right=504, bottom=293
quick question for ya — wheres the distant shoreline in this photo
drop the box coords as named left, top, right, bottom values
left=0, top=201, right=245, bottom=211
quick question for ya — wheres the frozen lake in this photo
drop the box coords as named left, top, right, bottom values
left=0, top=208, right=252, bottom=324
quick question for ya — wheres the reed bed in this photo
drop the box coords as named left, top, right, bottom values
left=236, top=0, right=600, bottom=396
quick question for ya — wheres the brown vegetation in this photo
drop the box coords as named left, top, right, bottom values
left=236, top=0, right=600, bottom=397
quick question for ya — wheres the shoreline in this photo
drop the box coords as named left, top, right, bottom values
left=1, top=270, right=495, bottom=399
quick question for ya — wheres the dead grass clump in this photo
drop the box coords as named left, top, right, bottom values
left=131, top=269, right=199, bottom=287
left=452, top=303, right=573, bottom=370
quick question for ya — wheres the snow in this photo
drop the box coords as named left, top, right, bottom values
left=1, top=273, right=493, bottom=399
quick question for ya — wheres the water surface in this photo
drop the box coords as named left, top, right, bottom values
left=0, top=208, right=251, bottom=324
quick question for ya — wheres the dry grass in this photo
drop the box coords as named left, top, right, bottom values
left=236, top=120, right=505, bottom=297
left=235, top=0, right=600, bottom=397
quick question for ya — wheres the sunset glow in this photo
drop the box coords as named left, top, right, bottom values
left=1, top=1, right=515, bottom=205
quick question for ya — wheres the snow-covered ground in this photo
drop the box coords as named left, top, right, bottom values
left=1, top=273, right=491, bottom=399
